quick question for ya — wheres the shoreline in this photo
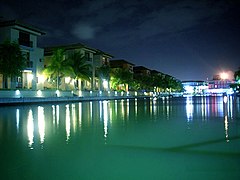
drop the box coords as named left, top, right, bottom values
left=0, top=95, right=150, bottom=106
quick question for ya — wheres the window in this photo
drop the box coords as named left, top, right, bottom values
left=85, top=52, right=92, bottom=62
left=19, top=32, right=32, bottom=47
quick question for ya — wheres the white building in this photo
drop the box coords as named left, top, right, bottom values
left=44, top=43, right=113, bottom=91
left=182, top=81, right=208, bottom=96
left=0, top=20, right=45, bottom=90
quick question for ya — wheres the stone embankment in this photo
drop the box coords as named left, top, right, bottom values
left=0, top=90, right=151, bottom=105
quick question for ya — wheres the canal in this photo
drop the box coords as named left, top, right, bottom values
left=0, top=96, right=240, bottom=179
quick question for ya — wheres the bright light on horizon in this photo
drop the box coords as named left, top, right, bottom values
left=220, top=72, right=228, bottom=80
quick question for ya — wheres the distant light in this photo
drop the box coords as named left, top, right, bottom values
left=184, top=86, right=194, bottom=94
left=220, top=72, right=228, bottom=80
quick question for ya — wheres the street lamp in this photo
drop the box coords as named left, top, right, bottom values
left=102, top=79, right=108, bottom=90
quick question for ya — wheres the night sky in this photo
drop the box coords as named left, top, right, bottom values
left=1, top=0, right=240, bottom=81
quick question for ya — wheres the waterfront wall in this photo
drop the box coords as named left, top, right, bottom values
left=0, top=90, right=151, bottom=105
left=0, top=90, right=146, bottom=98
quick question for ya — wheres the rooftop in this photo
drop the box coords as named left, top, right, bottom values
left=44, top=43, right=113, bottom=57
left=0, top=19, right=46, bottom=35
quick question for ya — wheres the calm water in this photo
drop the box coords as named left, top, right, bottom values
left=0, top=96, right=240, bottom=180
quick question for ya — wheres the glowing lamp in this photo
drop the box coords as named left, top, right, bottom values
left=65, top=77, right=71, bottom=84
left=15, top=90, right=21, bottom=96
left=220, top=72, right=228, bottom=80
left=37, top=90, right=42, bottom=96
left=27, top=74, right=33, bottom=81
left=56, top=90, right=60, bottom=97
left=38, top=75, right=45, bottom=84
left=102, top=79, right=108, bottom=90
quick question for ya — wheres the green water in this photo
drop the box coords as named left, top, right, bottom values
left=0, top=96, right=240, bottom=179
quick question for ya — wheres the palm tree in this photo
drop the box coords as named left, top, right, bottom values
left=0, top=41, right=26, bottom=89
left=68, top=51, right=92, bottom=90
left=230, top=67, right=240, bottom=92
left=234, top=67, right=240, bottom=82
left=110, top=68, right=133, bottom=91
left=97, top=64, right=110, bottom=90
left=43, top=48, right=73, bottom=90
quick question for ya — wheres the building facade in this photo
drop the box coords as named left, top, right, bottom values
left=182, top=80, right=208, bottom=95
left=0, top=20, right=45, bottom=90
left=110, top=59, right=135, bottom=73
left=44, top=43, right=113, bottom=91
left=133, top=66, right=151, bottom=76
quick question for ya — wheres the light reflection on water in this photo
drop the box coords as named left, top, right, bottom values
left=7, top=96, right=239, bottom=149
left=38, top=106, right=45, bottom=145
left=27, top=109, right=34, bottom=149
left=0, top=96, right=240, bottom=179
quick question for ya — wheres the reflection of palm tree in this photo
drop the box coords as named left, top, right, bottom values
left=43, top=48, right=73, bottom=89
left=68, top=51, right=91, bottom=90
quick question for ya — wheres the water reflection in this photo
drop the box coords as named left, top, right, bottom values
left=16, top=109, right=19, bottom=133
left=103, top=100, right=109, bottom=139
left=65, top=104, right=71, bottom=142
left=27, top=109, right=34, bottom=149
left=1, top=97, right=239, bottom=149
left=52, top=105, right=60, bottom=128
left=38, top=106, right=45, bottom=145
left=186, top=96, right=193, bottom=122
left=78, top=102, right=82, bottom=130
left=72, top=104, right=77, bottom=133
left=224, top=115, right=229, bottom=142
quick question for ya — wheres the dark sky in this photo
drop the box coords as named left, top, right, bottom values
left=1, top=0, right=240, bottom=81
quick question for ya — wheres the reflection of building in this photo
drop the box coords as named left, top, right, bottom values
left=44, top=43, right=113, bottom=90
left=0, top=20, right=45, bottom=90
left=182, top=81, right=208, bottom=95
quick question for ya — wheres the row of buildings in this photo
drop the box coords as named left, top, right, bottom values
left=182, top=78, right=235, bottom=96
left=0, top=19, right=236, bottom=95
left=0, top=19, right=177, bottom=92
